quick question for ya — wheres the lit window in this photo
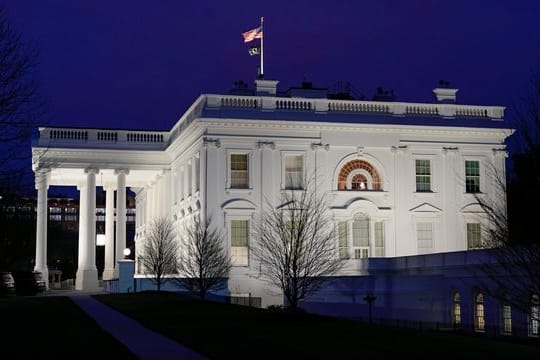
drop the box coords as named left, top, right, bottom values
left=415, top=159, right=431, bottom=192
left=453, top=292, right=461, bottom=328
left=417, top=222, right=433, bottom=254
left=338, top=222, right=348, bottom=259
left=465, top=160, right=480, bottom=193
left=352, top=218, right=369, bottom=259
left=467, top=223, right=482, bottom=249
left=231, top=154, right=249, bottom=189
left=502, top=304, right=512, bottom=335
left=529, top=295, right=539, bottom=337
left=231, top=220, right=249, bottom=266
left=49, top=214, right=62, bottom=221
left=285, top=155, right=304, bottom=189
left=351, top=174, right=368, bottom=190
left=475, top=293, right=485, bottom=332
left=374, top=222, right=384, bottom=257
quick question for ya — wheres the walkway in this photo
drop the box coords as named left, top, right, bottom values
left=70, top=294, right=206, bottom=360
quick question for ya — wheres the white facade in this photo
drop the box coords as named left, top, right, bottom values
left=32, top=80, right=511, bottom=304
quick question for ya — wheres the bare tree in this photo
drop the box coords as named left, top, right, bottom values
left=475, top=164, right=540, bottom=326
left=252, top=176, right=342, bottom=310
left=0, top=7, right=43, bottom=183
left=175, top=215, right=231, bottom=299
left=140, top=218, right=178, bottom=292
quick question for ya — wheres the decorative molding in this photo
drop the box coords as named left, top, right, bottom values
left=442, top=146, right=459, bottom=154
left=311, top=142, right=330, bottom=151
left=356, top=146, right=364, bottom=156
left=390, top=145, right=408, bottom=154
left=257, top=140, right=276, bottom=150
left=492, top=147, right=508, bottom=157
left=114, top=168, right=130, bottom=175
left=203, top=137, right=221, bottom=148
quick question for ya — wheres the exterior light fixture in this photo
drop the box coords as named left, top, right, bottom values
left=123, top=248, right=131, bottom=259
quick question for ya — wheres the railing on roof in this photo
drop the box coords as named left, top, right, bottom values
left=205, top=94, right=505, bottom=119
left=37, top=127, right=170, bottom=150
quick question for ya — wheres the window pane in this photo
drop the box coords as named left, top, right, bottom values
left=417, top=222, right=433, bottom=253
left=285, top=155, right=304, bottom=189
left=231, top=154, right=249, bottom=188
left=465, top=160, right=480, bottom=193
left=338, top=222, right=348, bottom=259
left=353, top=219, right=369, bottom=247
left=467, top=223, right=482, bottom=249
left=415, top=159, right=431, bottom=192
left=231, top=220, right=249, bottom=246
left=374, top=222, right=384, bottom=257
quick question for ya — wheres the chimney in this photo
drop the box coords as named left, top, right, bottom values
left=433, top=80, right=458, bottom=103
left=254, top=79, right=279, bottom=96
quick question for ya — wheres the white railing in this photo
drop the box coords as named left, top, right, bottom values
left=204, top=94, right=505, bottom=119
left=37, top=127, right=170, bottom=149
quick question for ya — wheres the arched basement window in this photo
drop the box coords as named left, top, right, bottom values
left=453, top=292, right=461, bottom=328
left=475, top=293, right=485, bottom=332
left=338, top=160, right=382, bottom=190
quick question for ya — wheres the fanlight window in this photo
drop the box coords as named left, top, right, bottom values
left=338, top=160, right=382, bottom=190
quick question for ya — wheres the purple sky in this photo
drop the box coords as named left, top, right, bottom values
left=5, top=1, right=540, bottom=131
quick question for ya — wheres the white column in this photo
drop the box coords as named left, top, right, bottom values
left=34, top=170, right=50, bottom=289
left=115, top=169, right=128, bottom=266
left=76, top=168, right=99, bottom=291
left=102, top=184, right=116, bottom=280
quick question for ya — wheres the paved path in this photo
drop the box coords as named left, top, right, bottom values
left=70, top=295, right=206, bottom=360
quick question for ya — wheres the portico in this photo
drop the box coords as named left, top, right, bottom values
left=32, top=128, right=170, bottom=290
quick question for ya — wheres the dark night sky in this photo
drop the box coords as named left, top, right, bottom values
left=5, top=1, right=540, bottom=131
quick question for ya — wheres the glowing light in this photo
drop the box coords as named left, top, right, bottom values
left=123, top=248, right=131, bottom=257
left=96, top=234, right=106, bottom=246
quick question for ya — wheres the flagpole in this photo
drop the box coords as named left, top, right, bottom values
left=260, top=16, right=264, bottom=78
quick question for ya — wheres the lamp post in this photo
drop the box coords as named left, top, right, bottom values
left=364, top=294, right=377, bottom=324
left=123, top=248, right=131, bottom=260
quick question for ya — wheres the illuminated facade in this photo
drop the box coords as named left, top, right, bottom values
left=32, top=79, right=511, bottom=307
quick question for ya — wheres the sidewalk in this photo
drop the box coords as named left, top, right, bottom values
left=70, top=294, right=206, bottom=360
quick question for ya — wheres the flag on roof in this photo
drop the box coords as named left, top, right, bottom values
left=242, top=26, right=263, bottom=43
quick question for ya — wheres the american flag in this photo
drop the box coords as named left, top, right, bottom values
left=242, top=26, right=263, bottom=43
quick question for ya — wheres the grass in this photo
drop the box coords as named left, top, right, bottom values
left=96, top=291, right=540, bottom=358
left=0, top=295, right=135, bottom=358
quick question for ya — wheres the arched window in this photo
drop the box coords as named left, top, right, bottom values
left=529, top=295, right=539, bottom=337
left=475, top=293, right=485, bottom=332
left=337, top=160, right=382, bottom=190
left=453, top=292, right=461, bottom=328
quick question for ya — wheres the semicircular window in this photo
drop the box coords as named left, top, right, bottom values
left=338, top=160, right=382, bottom=190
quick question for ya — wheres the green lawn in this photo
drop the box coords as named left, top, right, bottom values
left=0, top=295, right=135, bottom=358
left=96, top=291, right=540, bottom=358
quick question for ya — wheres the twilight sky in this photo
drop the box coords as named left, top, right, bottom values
left=5, top=1, right=540, bottom=131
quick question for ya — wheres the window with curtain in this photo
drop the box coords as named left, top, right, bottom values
left=231, top=154, right=249, bottom=188
left=467, top=223, right=482, bottom=249
left=285, top=155, right=304, bottom=189
left=417, top=222, right=433, bottom=254
left=501, top=304, right=512, bottom=335
left=352, top=218, right=369, bottom=259
left=453, top=292, right=461, bottom=328
left=231, top=220, right=249, bottom=266
left=475, top=293, right=485, bottom=332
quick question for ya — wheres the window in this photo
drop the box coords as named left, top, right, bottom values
left=285, top=155, right=304, bottom=189
left=194, top=155, right=200, bottom=192
left=374, top=222, right=384, bottom=257
left=467, top=223, right=482, bottom=249
left=338, top=159, right=382, bottom=190
left=179, top=167, right=184, bottom=200
left=231, top=220, right=249, bottom=266
left=231, top=154, right=249, bottom=189
left=415, top=159, right=431, bottom=192
left=529, top=295, right=539, bottom=337
left=352, top=218, right=369, bottom=259
left=501, top=304, right=512, bottom=335
left=453, top=292, right=461, bottom=328
left=338, top=222, right=348, bottom=259
left=186, top=161, right=192, bottom=196
left=417, top=222, right=433, bottom=254
left=351, top=174, right=368, bottom=190
left=475, top=293, right=485, bottom=332
left=465, top=160, right=480, bottom=193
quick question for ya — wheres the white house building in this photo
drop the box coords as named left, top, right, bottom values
left=32, top=79, right=511, bottom=309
